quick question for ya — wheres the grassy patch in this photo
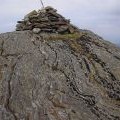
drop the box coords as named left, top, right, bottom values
left=41, top=32, right=83, bottom=41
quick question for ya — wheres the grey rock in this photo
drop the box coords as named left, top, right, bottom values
left=57, top=26, right=69, bottom=33
left=0, top=30, right=120, bottom=120
left=32, top=28, right=41, bottom=34
left=16, top=6, right=77, bottom=34
left=45, top=6, right=57, bottom=12
left=24, top=10, right=37, bottom=20
left=24, top=17, right=29, bottom=22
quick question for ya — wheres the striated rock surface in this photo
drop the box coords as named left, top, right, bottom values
left=0, top=30, right=120, bottom=120
left=0, top=6, right=120, bottom=120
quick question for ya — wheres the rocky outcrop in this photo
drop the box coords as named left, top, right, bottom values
left=0, top=30, right=120, bottom=120
left=0, top=6, right=120, bottom=120
left=16, top=6, right=79, bottom=34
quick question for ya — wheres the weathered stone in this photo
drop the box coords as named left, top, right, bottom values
left=24, top=17, right=29, bottom=22
left=47, top=10, right=63, bottom=18
left=32, top=28, right=41, bottom=34
left=33, top=23, right=51, bottom=28
left=26, top=21, right=32, bottom=25
left=68, top=25, right=75, bottom=33
left=39, top=17, right=49, bottom=22
left=48, top=16, right=58, bottom=21
left=16, top=6, right=78, bottom=34
left=41, top=28, right=53, bottom=32
left=0, top=30, right=120, bottom=120
left=24, top=10, right=37, bottom=19
left=57, top=26, right=69, bottom=33
left=45, top=6, right=57, bottom=12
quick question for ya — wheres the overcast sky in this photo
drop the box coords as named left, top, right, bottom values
left=0, top=0, right=120, bottom=45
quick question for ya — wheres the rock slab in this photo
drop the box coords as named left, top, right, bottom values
left=0, top=30, right=120, bottom=120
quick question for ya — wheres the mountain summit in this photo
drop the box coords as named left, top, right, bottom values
left=16, top=6, right=79, bottom=34
left=0, top=7, right=120, bottom=120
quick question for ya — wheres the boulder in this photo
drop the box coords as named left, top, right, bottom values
left=32, top=28, right=41, bottom=34
left=57, top=26, right=69, bottom=33
left=24, top=10, right=38, bottom=20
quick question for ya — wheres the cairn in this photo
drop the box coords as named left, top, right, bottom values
left=16, top=6, right=79, bottom=34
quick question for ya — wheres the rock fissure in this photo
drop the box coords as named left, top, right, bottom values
left=4, top=53, right=32, bottom=120
left=47, top=45, right=96, bottom=106
left=4, top=59, right=18, bottom=120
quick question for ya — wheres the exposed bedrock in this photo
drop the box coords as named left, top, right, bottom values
left=0, top=30, right=120, bottom=120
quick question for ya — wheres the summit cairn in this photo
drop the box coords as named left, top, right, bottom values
left=16, top=6, right=79, bottom=34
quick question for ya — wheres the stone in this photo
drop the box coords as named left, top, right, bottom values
left=0, top=30, right=120, bottom=120
left=32, top=28, right=41, bottom=34
left=41, top=28, right=53, bottom=32
left=24, top=10, right=37, bottom=20
left=68, top=25, right=75, bottom=33
left=24, top=17, right=29, bottom=22
left=45, top=6, right=57, bottom=12
left=16, top=6, right=79, bottom=34
left=57, top=26, right=69, bottom=33
left=47, top=10, right=63, bottom=18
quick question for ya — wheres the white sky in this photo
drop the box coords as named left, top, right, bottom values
left=0, top=0, right=120, bottom=44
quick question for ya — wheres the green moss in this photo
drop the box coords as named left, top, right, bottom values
left=68, top=40, right=82, bottom=53
left=60, top=33, right=81, bottom=39
left=44, top=32, right=83, bottom=41
left=39, top=32, right=88, bottom=53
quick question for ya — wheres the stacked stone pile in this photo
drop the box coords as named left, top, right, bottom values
left=16, top=6, right=79, bottom=34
